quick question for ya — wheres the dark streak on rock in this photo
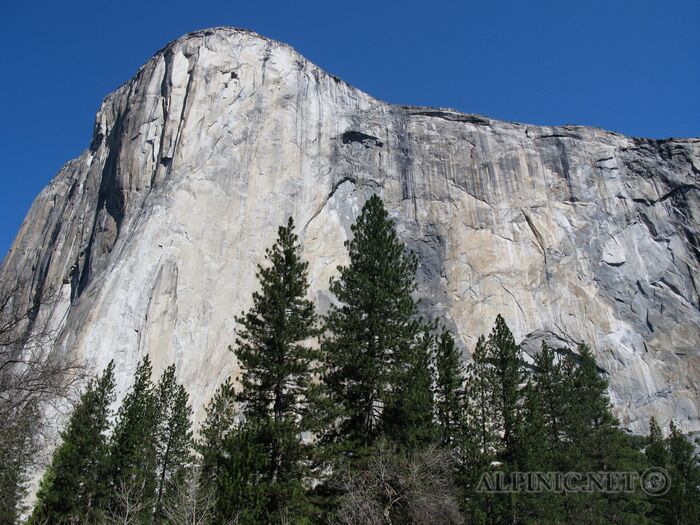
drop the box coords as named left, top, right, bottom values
left=340, top=131, right=383, bottom=148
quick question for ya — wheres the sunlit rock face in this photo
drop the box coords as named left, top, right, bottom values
left=2, top=27, right=698, bottom=433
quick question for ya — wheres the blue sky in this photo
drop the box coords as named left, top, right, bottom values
left=1, top=0, right=698, bottom=259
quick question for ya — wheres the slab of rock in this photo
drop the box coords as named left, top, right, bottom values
left=2, top=27, right=699, bottom=434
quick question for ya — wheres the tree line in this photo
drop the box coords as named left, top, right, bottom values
left=24, top=196, right=700, bottom=524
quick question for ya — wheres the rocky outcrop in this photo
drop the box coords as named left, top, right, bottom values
left=2, top=27, right=698, bottom=433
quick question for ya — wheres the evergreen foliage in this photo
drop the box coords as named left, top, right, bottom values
left=321, top=194, right=426, bottom=455
left=197, top=377, right=238, bottom=486
left=232, top=216, right=320, bottom=522
left=646, top=421, right=700, bottom=525
left=153, top=365, right=193, bottom=524
left=384, top=327, right=437, bottom=449
left=432, top=327, right=465, bottom=446
left=30, top=362, right=116, bottom=524
left=24, top=203, right=700, bottom=525
left=108, top=355, right=159, bottom=522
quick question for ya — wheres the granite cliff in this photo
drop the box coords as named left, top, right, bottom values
left=2, top=27, right=699, bottom=434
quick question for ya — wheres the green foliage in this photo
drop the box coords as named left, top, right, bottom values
left=487, top=315, right=524, bottom=465
left=0, top=402, right=37, bottom=524
left=153, top=364, right=193, bottom=524
left=321, top=194, right=426, bottom=455
left=384, top=326, right=437, bottom=449
left=231, top=216, right=320, bottom=522
left=109, top=355, right=159, bottom=522
left=647, top=421, right=700, bottom=525
left=213, top=420, right=269, bottom=524
left=432, top=327, right=465, bottom=446
left=30, top=362, right=116, bottom=524
left=197, top=377, right=238, bottom=484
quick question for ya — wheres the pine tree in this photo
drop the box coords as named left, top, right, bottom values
left=487, top=315, right=523, bottom=466
left=462, top=335, right=499, bottom=524
left=645, top=417, right=667, bottom=469
left=558, top=345, right=649, bottom=523
left=196, top=378, right=247, bottom=523
left=663, top=422, right=700, bottom=524
left=214, top=419, right=269, bottom=525
left=197, top=377, right=238, bottom=483
left=153, top=365, right=193, bottom=524
left=321, top=194, right=425, bottom=454
left=464, top=336, right=497, bottom=460
left=532, top=342, right=565, bottom=449
left=432, top=328, right=465, bottom=446
left=233, top=216, right=320, bottom=522
left=109, top=355, right=159, bottom=522
left=513, top=380, right=565, bottom=523
left=30, top=362, right=116, bottom=524
left=384, top=327, right=437, bottom=449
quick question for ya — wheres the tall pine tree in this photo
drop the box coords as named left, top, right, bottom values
left=663, top=421, right=700, bottom=524
left=197, top=378, right=268, bottom=524
left=108, top=355, right=159, bottom=521
left=31, top=362, right=116, bottom=524
left=233, top=216, right=320, bottom=522
left=153, top=365, right=193, bottom=524
left=384, top=326, right=437, bottom=449
left=432, top=327, right=465, bottom=446
left=487, top=315, right=523, bottom=466
left=321, top=194, right=427, bottom=454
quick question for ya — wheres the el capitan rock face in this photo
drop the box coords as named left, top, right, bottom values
left=2, top=27, right=699, bottom=433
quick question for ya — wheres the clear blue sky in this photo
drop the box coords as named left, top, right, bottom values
left=1, top=0, right=698, bottom=260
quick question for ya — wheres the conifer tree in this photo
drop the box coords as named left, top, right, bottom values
left=558, top=345, right=649, bottom=523
left=645, top=417, right=667, bottom=469
left=197, top=377, right=238, bottom=485
left=153, top=365, right=193, bottom=524
left=531, top=342, right=565, bottom=449
left=462, top=335, right=499, bottom=524
left=513, top=380, right=565, bottom=523
left=322, top=194, right=425, bottom=454
left=233, top=216, right=320, bottom=522
left=31, top=362, right=116, bottom=524
left=432, top=328, right=465, bottom=446
left=109, top=355, right=159, bottom=521
left=663, top=421, right=700, bottom=524
left=464, top=336, right=497, bottom=460
left=196, top=378, right=256, bottom=524
left=213, top=419, right=269, bottom=525
left=384, top=327, right=437, bottom=449
left=487, top=315, right=523, bottom=466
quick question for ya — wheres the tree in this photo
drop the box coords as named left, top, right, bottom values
left=233, top=216, right=320, bottom=522
left=663, top=422, right=700, bottom=524
left=30, top=362, right=116, bottom=524
left=384, top=327, right=437, bottom=449
left=487, top=315, right=523, bottom=466
left=154, top=365, right=193, bottom=524
left=432, top=328, right=465, bottom=446
left=531, top=343, right=565, bottom=449
left=645, top=417, right=667, bottom=469
left=197, top=378, right=238, bottom=485
left=334, top=440, right=463, bottom=525
left=109, top=356, right=159, bottom=522
left=0, top=274, right=83, bottom=522
left=196, top=379, right=246, bottom=524
left=161, top=465, right=218, bottom=525
left=322, top=195, right=426, bottom=454
left=214, top=421, right=269, bottom=525
left=464, top=336, right=497, bottom=461
left=557, top=345, right=649, bottom=523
